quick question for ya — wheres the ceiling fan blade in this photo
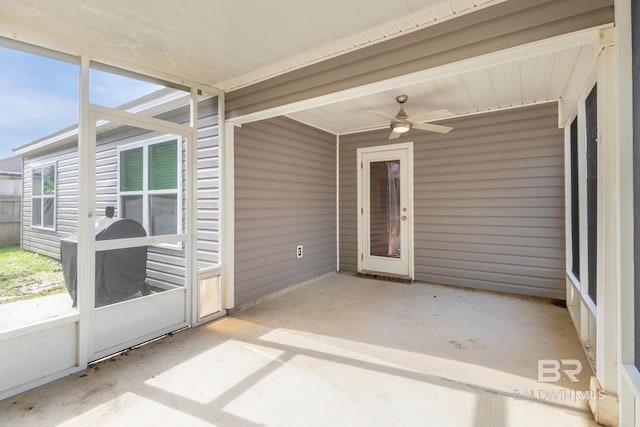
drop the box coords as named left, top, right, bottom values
left=368, top=110, right=397, bottom=121
left=388, top=130, right=401, bottom=140
left=408, top=109, right=452, bottom=123
left=413, top=122, right=453, bottom=134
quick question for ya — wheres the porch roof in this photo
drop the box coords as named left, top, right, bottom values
left=3, top=0, right=612, bottom=143
left=0, top=0, right=503, bottom=91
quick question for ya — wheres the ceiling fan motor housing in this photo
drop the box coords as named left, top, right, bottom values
left=391, top=101, right=412, bottom=133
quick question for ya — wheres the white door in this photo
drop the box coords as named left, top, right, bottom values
left=358, top=143, right=413, bottom=278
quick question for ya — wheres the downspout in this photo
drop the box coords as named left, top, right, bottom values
left=336, top=133, right=340, bottom=272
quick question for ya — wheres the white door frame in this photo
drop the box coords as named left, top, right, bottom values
left=357, top=142, right=414, bottom=279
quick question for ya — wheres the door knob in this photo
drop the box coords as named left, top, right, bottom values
left=401, top=216, right=407, bottom=221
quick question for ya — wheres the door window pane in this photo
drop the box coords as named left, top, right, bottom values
left=122, top=195, right=143, bottom=227
left=369, top=160, right=401, bottom=258
left=150, top=194, right=177, bottom=236
left=120, top=147, right=143, bottom=192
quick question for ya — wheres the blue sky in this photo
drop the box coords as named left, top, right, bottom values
left=0, top=47, right=162, bottom=159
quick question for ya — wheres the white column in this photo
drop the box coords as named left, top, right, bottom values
left=596, top=41, right=619, bottom=394
left=188, top=88, right=199, bottom=324
left=219, top=93, right=235, bottom=310
left=615, top=0, right=636, bottom=424
left=616, top=0, right=634, bottom=380
left=77, top=55, right=96, bottom=365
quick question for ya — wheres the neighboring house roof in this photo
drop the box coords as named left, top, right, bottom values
left=0, top=156, right=23, bottom=176
left=13, top=88, right=193, bottom=158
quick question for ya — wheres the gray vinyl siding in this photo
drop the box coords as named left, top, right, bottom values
left=23, top=147, right=78, bottom=258
left=234, top=116, right=336, bottom=305
left=195, top=110, right=220, bottom=268
left=339, top=103, right=566, bottom=299
left=226, top=0, right=613, bottom=118
left=22, top=98, right=219, bottom=288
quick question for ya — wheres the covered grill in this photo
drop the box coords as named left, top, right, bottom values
left=61, top=218, right=150, bottom=307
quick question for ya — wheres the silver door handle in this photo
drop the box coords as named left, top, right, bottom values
left=401, top=216, right=407, bottom=221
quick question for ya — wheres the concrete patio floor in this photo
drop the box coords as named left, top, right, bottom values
left=0, top=273, right=597, bottom=426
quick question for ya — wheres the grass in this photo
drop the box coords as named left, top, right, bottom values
left=0, top=245, right=66, bottom=304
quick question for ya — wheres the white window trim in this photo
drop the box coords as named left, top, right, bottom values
left=581, top=81, right=598, bottom=310
left=117, top=134, right=183, bottom=249
left=565, top=81, right=599, bottom=311
left=31, top=161, right=57, bottom=231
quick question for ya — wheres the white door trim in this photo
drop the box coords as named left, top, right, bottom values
left=357, top=142, right=414, bottom=279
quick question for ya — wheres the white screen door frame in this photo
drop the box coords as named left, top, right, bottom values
left=87, top=109, right=193, bottom=362
left=357, top=142, right=414, bottom=278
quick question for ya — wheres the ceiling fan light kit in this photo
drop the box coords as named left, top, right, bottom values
left=368, top=95, right=454, bottom=139
left=391, top=122, right=411, bottom=133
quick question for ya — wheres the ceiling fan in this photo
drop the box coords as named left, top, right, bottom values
left=368, top=95, right=453, bottom=139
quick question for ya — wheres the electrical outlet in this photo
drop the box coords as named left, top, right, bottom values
left=296, top=245, right=303, bottom=259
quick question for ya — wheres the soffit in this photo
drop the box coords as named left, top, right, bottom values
left=286, top=44, right=594, bottom=134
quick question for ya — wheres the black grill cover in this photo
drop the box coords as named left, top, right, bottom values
left=61, top=218, right=149, bottom=307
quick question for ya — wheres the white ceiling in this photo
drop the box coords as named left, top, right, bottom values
left=287, top=44, right=594, bottom=134
left=1, top=0, right=599, bottom=135
left=0, top=0, right=503, bottom=90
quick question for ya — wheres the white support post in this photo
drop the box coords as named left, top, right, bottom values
left=596, top=42, right=619, bottom=394
left=188, top=88, right=199, bottom=325
left=615, top=0, right=635, bottom=389
left=615, top=0, right=637, bottom=424
left=77, top=55, right=96, bottom=365
left=219, top=93, right=235, bottom=310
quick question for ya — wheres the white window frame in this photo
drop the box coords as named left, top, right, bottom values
left=117, top=134, right=183, bottom=248
left=566, top=81, right=599, bottom=317
left=566, top=113, right=581, bottom=290
left=30, top=161, right=57, bottom=231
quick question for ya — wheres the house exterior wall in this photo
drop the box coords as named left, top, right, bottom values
left=21, top=99, right=220, bottom=289
left=340, top=103, right=566, bottom=299
left=234, top=116, right=336, bottom=305
left=22, top=146, right=77, bottom=257
left=225, top=0, right=614, bottom=119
